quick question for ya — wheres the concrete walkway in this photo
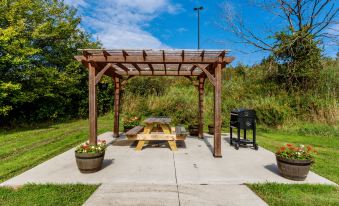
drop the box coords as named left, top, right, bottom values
left=1, top=132, right=335, bottom=205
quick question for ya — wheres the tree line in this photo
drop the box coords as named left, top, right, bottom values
left=1, top=0, right=337, bottom=127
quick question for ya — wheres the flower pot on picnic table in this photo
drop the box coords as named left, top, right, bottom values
left=75, top=152, right=105, bottom=173
left=276, top=155, right=313, bottom=181
left=208, top=125, right=214, bottom=135
left=188, top=125, right=199, bottom=136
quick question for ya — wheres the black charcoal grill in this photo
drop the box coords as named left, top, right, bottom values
left=230, top=109, right=258, bottom=150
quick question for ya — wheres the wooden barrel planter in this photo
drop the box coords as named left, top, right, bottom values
left=75, top=152, right=105, bottom=173
left=276, top=155, right=313, bottom=181
left=188, top=125, right=199, bottom=136
left=208, top=125, right=214, bottom=135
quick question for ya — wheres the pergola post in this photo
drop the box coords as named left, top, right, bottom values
left=88, top=63, right=97, bottom=145
left=214, top=62, right=222, bottom=157
left=113, top=76, right=121, bottom=138
left=198, top=76, right=205, bottom=139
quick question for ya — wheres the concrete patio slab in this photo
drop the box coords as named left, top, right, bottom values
left=83, top=183, right=268, bottom=206
left=83, top=184, right=179, bottom=206
left=178, top=184, right=267, bottom=206
left=1, top=132, right=334, bottom=186
left=1, top=131, right=335, bottom=206
left=174, top=135, right=334, bottom=185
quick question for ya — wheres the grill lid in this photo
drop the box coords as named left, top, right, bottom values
left=231, top=108, right=256, bottom=117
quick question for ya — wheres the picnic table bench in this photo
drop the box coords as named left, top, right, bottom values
left=125, top=117, right=187, bottom=151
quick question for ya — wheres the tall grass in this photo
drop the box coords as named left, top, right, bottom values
left=119, top=60, right=338, bottom=128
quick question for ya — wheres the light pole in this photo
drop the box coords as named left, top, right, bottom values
left=194, top=6, right=203, bottom=50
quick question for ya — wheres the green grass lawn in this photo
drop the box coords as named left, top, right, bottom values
left=0, top=184, right=99, bottom=206
left=248, top=183, right=339, bottom=206
left=247, top=125, right=339, bottom=205
left=0, top=114, right=113, bottom=183
left=256, top=126, right=339, bottom=184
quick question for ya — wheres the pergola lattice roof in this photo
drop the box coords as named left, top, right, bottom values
left=75, top=49, right=234, bottom=77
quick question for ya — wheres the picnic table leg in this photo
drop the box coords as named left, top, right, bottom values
left=168, top=141, right=178, bottom=151
left=144, top=124, right=153, bottom=134
left=135, top=124, right=153, bottom=151
left=135, top=141, right=146, bottom=151
left=160, top=124, right=177, bottom=151
left=160, top=124, right=171, bottom=134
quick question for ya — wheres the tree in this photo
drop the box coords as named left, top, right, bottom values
left=0, top=0, right=100, bottom=125
left=222, top=0, right=338, bottom=91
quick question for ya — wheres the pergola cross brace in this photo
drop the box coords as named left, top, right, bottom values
left=95, top=63, right=113, bottom=84
left=194, top=64, right=216, bottom=86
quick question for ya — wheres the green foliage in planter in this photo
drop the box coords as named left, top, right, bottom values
left=276, top=143, right=317, bottom=160
left=75, top=140, right=107, bottom=154
left=122, top=115, right=140, bottom=128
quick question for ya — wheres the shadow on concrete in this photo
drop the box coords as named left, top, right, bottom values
left=102, top=159, right=115, bottom=170
left=176, top=140, right=187, bottom=148
left=223, top=137, right=231, bottom=144
left=264, top=164, right=280, bottom=175
left=202, top=136, right=214, bottom=154
left=111, top=139, right=134, bottom=147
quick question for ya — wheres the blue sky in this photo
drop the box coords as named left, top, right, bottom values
left=65, top=0, right=338, bottom=65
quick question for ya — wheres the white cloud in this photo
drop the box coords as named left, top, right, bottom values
left=64, top=0, right=183, bottom=49
left=64, top=0, right=87, bottom=8
left=177, top=27, right=188, bottom=33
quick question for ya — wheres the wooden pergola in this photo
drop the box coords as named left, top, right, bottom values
left=75, top=49, right=235, bottom=157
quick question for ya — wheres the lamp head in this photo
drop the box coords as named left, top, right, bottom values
left=194, top=6, right=203, bottom=11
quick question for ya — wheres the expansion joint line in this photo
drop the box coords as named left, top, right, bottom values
left=172, top=152, right=181, bottom=206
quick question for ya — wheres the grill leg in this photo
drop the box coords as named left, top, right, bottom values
left=253, top=124, right=258, bottom=150
left=244, top=129, right=247, bottom=140
left=253, top=125, right=256, bottom=144
left=230, top=127, right=233, bottom=145
left=235, top=127, right=240, bottom=150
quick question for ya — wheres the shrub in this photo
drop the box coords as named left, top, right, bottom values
left=124, top=77, right=166, bottom=96
left=252, top=97, right=291, bottom=126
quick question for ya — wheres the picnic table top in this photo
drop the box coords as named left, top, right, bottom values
left=143, top=117, right=171, bottom=124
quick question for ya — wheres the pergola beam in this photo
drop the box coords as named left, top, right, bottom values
left=114, top=71, right=203, bottom=76
left=200, top=50, right=205, bottom=61
left=103, top=50, right=111, bottom=57
left=75, top=55, right=234, bottom=64
left=177, top=63, right=182, bottom=72
left=163, top=50, right=167, bottom=75
left=190, top=65, right=197, bottom=74
left=116, top=63, right=129, bottom=73
left=122, top=50, right=128, bottom=60
left=148, top=63, right=154, bottom=74
left=131, top=63, right=141, bottom=72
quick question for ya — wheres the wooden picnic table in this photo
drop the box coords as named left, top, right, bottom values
left=143, top=117, right=172, bottom=134
left=136, top=117, right=176, bottom=151
left=125, top=117, right=187, bottom=151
